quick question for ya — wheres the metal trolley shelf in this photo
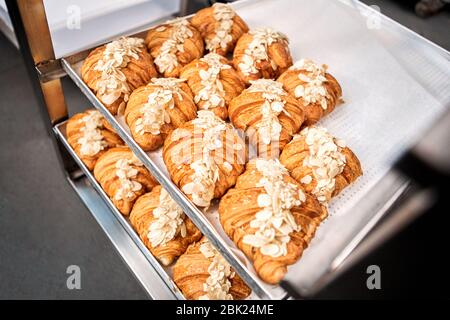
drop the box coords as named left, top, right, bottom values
left=54, top=122, right=185, bottom=300
left=7, top=0, right=450, bottom=300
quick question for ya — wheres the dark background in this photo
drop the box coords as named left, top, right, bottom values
left=0, top=0, right=449, bottom=299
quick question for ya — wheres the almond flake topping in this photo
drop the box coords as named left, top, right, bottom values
left=147, top=188, right=186, bottom=248
left=113, top=156, right=144, bottom=201
left=198, top=240, right=234, bottom=300
left=78, top=110, right=108, bottom=156
left=206, top=3, right=235, bottom=52
left=290, top=59, right=330, bottom=110
left=154, top=18, right=193, bottom=74
left=238, top=28, right=288, bottom=76
left=194, top=53, right=231, bottom=110
left=135, top=78, right=186, bottom=136
left=94, top=37, right=144, bottom=108
left=180, top=111, right=228, bottom=207
left=247, top=79, right=287, bottom=145
left=243, top=159, right=304, bottom=258
left=296, top=126, right=347, bottom=204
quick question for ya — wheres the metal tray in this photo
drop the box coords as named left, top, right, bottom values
left=59, top=0, right=450, bottom=299
left=54, top=121, right=261, bottom=300
left=61, top=56, right=285, bottom=300
left=54, top=122, right=184, bottom=300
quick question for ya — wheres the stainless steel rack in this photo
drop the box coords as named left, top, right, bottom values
left=7, top=0, right=450, bottom=300
left=54, top=122, right=185, bottom=300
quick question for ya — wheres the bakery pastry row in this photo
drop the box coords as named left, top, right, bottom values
left=66, top=108, right=361, bottom=296
left=80, top=3, right=342, bottom=141
left=66, top=122, right=251, bottom=300
left=66, top=3, right=363, bottom=299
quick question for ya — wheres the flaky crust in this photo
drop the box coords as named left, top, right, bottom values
left=180, top=55, right=245, bottom=120
left=81, top=45, right=157, bottom=115
left=278, top=69, right=342, bottom=126
left=125, top=81, right=197, bottom=151
left=280, top=135, right=362, bottom=200
left=218, top=160, right=327, bottom=284
left=228, top=87, right=304, bottom=158
left=163, top=116, right=246, bottom=207
left=93, top=147, right=158, bottom=215
left=233, top=32, right=292, bottom=85
left=145, top=21, right=204, bottom=77
left=66, top=110, right=123, bottom=171
left=191, top=5, right=249, bottom=56
left=129, top=186, right=202, bottom=266
left=173, top=237, right=251, bottom=300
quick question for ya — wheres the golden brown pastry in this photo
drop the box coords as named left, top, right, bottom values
left=125, top=78, right=197, bottom=151
left=66, top=109, right=123, bottom=170
left=129, top=185, right=202, bottom=266
left=278, top=59, right=343, bottom=126
left=180, top=53, right=245, bottom=120
left=81, top=37, right=158, bottom=115
left=173, top=237, right=251, bottom=300
left=191, top=3, right=249, bottom=56
left=233, top=28, right=292, bottom=85
left=280, top=126, right=362, bottom=205
left=93, top=146, right=158, bottom=215
left=219, top=158, right=327, bottom=284
left=228, top=79, right=304, bottom=158
left=163, top=110, right=246, bottom=208
left=145, top=18, right=204, bottom=78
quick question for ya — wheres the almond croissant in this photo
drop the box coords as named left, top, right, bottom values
left=145, top=18, right=204, bottom=78
left=163, top=110, right=246, bottom=208
left=278, top=59, right=343, bottom=126
left=173, top=237, right=251, bottom=300
left=233, top=28, right=292, bottom=85
left=219, top=158, right=327, bottom=284
left=191, top=3, right=249, bottom=56
left=280, top=126, right=362, bottom=205
left=125, top=78, right=197, bottom=151
left=81, top=37, right=158, bottom=115
left=129, top=185, right=202, bottom=266
left=67, top=109, right=123, bottom=170
left=228, top=79, right=304, bottom=158
left=180, top=53, right=245, bottom=120
left=93, top=146, right=158, bottom=215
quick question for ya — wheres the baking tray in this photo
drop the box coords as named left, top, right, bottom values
left=54, top=122, right=185, bottom=300
left=60, top=61, right=286, bottom=300
left=54, top=121, right=261, bottom=300
left=59, top=0, right=450, bottom=298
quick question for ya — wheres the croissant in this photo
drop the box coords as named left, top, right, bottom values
left=81, top=37, right=158, bottom=115
left=66, top=109, right=123, bottom=170
left=233, top=28, right=292, bottom=85
left=125, top=78, right=197, bottom=151
left=278, top=59, right=343, bottom=126
left=191, top=3, right=249, bottom=56
left=228, top=79, right=304, bottom=158
left=180, top=53, right=245, bottom=120
left=163, top=110, right=246, bottom=208
left=219, top=158, right=327, bottom=284
left=173, top=237, right=251, bottom=300
left=129, top=185, right=202, bottom=266
left=93, top=146, right=158, bottom=215
left=280, top=126, right=362, bottom=205
left=145, top=18, right=204, bottom=78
